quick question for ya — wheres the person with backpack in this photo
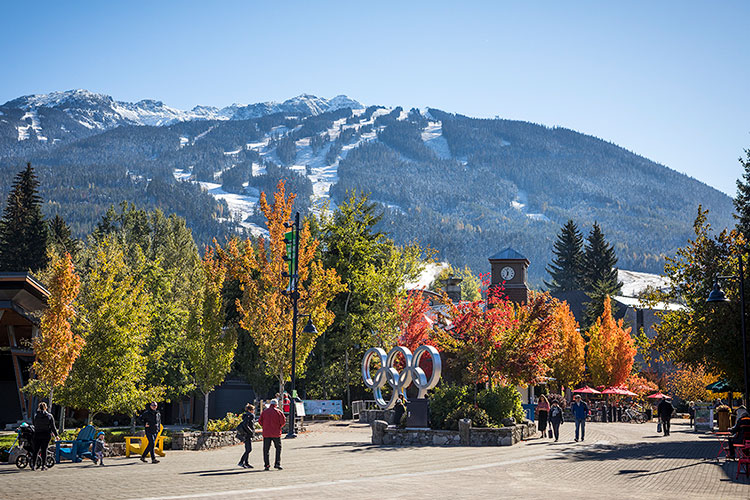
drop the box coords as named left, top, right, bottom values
left=138, top=401, right=161, bottom=463
left=237, top=403, right=256, bottom=468
left=31, top=402, right=58, bottom=470
left=548, top=400, right=564, bottom=442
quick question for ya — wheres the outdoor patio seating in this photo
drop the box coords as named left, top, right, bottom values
left=54, top=425, right=97, bottom=463
left=735, top=440, right=750, bottom=479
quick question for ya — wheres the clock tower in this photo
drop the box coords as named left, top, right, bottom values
left=488, top=247, right=530, bottom=304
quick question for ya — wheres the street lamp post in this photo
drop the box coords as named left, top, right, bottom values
left=706, top=252, right=750, bottom=406
left=283, top=212, right=318, bottom=438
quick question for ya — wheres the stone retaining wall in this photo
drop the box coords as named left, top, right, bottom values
left=172, top=431, right=262, bottom=451
left=359, top=409, right=395, bottom=424
left=371, top=418, right=536, bottom=447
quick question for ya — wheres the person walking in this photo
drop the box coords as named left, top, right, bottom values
left=536, top=395, right=550, bottom=438
left=657, top=397, right=674, bottom=436
left=238, top=403, right=256, bottom=468
left=139, top=401, right=161, bottom=463
left=31, top=402, right=58, bottom=470
left=548, top=400, right=564, bottom=442
left=571, top=395, right=589, bottom=442
left=259, top=399, right=286, bottom=470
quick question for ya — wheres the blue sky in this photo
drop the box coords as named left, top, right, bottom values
left=2, top=1, right=748, bottom=195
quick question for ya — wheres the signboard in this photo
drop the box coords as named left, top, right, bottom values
left=694, top=403, right=713, bottom=432
left=302, top=400, right=343, bottom=416
left=294, top=401, right=305, bottom=418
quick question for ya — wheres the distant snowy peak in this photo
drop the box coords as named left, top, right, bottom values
left=2, top=90, right=364, bottom=128
left=226, top=94, right=363, bottom=120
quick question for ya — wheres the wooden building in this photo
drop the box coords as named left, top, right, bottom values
left=0, top=273, right=49, bottom=427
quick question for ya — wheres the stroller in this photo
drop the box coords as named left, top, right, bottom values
left=12, top=423, right=55, bottom=469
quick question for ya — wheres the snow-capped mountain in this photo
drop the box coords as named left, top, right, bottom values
left=0, top=89, right=363, bottom=142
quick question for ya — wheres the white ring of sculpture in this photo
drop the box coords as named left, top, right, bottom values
left=361, top=345, right=442, bottom=409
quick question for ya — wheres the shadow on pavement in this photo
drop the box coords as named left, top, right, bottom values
left=181, top=468, right=261, bottom=476
left=551, top=435, right=750, bottom=484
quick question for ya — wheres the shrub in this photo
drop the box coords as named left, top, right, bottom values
left=429, top=384, right=472, bottom=430
left=206, top=412, right=241, bottom=432
left=477, top=385, right=525, bottom=425
left=444, top=404, right=490, bottom=430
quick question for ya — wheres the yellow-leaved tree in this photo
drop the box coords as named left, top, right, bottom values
left=223, top=181, right=346, bottom=394
left=28, top=251, right=84, bottom=408
left=186, top=247, right=237, bottom=431
left=586, top=296, right=636, bottom=387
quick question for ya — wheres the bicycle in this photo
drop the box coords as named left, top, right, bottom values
left=622, top=407, right=646, bottom=424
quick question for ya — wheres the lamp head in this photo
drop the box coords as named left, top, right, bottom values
left=302, top=317, right=318, bottom=334
left=706, top=281, right=729, bottom=303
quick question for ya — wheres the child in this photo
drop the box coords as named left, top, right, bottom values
left=93, top=431, right=107, bottom=466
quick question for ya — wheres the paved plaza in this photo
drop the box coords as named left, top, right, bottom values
left=1, top=420, right=749, bottom=500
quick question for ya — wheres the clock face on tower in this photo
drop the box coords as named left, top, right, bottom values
left=500, top=266, right=515, bottom=281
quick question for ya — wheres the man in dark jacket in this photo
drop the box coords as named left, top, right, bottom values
left=571, top=395, right=589, bottom=442
left=31, top=402, right=58, bottom=470
left=139, top=401, right=161, bottom=463
left=657, top=397, right=674, bottom=436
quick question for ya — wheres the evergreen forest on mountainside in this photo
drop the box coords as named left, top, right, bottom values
left=0, top=93, right=734, bottom=285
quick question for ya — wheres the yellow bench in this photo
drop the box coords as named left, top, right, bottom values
left=125, top=425, right=165, bottom=457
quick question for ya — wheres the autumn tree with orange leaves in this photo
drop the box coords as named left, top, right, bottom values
left=586, top=296, right=636, bottom=387
left=548, top=301, right=585, bottom=391
left=27, top=252, right=84, bottom=408
left=222, top=181, right=345, bottom=395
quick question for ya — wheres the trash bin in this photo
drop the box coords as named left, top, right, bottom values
left=645, top=408, right=652, bottom=421
left=717, top=407, right=731, bottom=432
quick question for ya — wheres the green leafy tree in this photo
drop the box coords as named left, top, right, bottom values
left=91, top=203, right=202, bottom=400
left=734, top=148, right=750, bottom=243
left=309, top=191, right=426, bottom=405
left=645, top=207, right=745, bottom=389
left=186, top=247, right=237, bottom=431
left=545, top=220, right=584, bottom=292
left=0, top=163, right=49, bottom=272
left=429, top=264, right=482, bottom=301
left=60, top=236, right=162, bottom=420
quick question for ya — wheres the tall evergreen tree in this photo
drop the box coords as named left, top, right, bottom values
left=581, top=222, right=622, bottom=327
left=48, top=214, right=80, bottom=259
left=582, top=222, right=621, bottom=292
left=0, top=163, right=49, bottom=272
left=733, top=148, right=750, bottom=243
left=545, top=220, right=584, bottom=292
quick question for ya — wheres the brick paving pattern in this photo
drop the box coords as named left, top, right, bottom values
left=1, top=421, right=748, bottom=499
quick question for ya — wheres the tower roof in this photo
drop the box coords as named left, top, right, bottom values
left=488, top=247, right=528, bottom=262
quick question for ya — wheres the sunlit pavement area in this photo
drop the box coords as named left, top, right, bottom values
left=1, top=420, right=748, bottom=500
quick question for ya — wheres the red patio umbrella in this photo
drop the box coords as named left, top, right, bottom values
left=573, top=386, right=601, bottom=394
left=601, top=387, right=621, bottom=395
left=647, top=392, right=669, bottom=399
left=619, top=389, right=637, bottom=397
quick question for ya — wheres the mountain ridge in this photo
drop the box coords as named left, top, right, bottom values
left=0, top=90, right=735, bottom=285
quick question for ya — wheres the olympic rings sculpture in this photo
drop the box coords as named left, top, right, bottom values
left=361, top=345, right=442, bottom=410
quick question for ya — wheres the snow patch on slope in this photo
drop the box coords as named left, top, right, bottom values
left=421, top=121, right=451, bottom=159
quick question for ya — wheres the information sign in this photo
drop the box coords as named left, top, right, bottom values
left=302, top=400, right=343, bottom=416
